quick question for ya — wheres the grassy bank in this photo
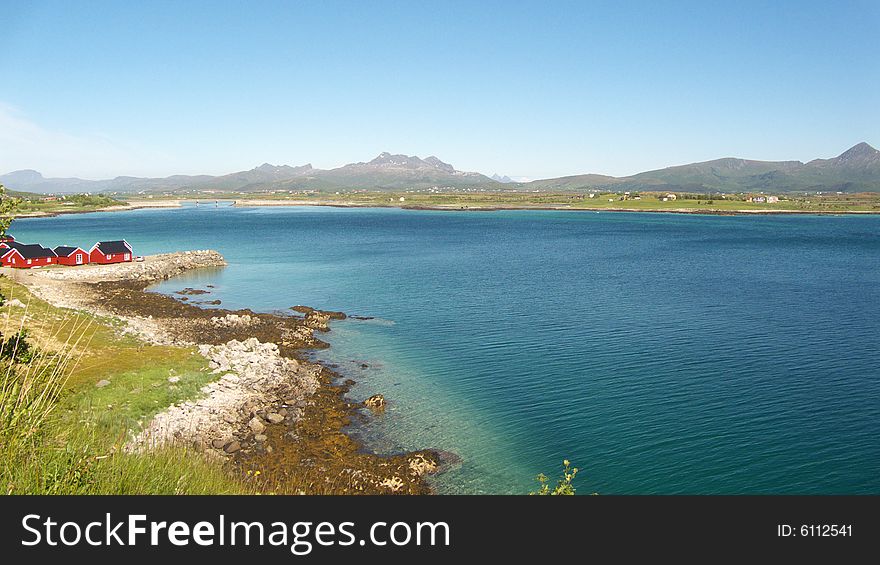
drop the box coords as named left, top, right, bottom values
left=12, top=194, right=130, bottom=216
left=0, top=276, right=254, bottom=494
left=128, top=190, right=880, bottom=213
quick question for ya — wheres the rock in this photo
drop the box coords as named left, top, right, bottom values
left=254, top=434, right=268, bottom=442
left=175, top=288, right=209, bottom=296
left=211, top=439, right=226, bottom=449
left=7, top=298, right=26, bottom=308
left=407, top=452, right=439, bottom=476
left=248, top=417, right=266, bottom=434
left=95, top=379, right=111, bottom=388
left=223, top=440, right=241, bottom=453
left=364, top=394, right=386, bottom=410
left=265, top=413, right=284, bottom=424
left=168, top=376, right=180, bottom=384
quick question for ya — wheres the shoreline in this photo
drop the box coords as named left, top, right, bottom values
left=5, top=252, right=441, bottom=494
left=13, top=199, right=183, bottom=218
left=14, top=197, right=879, bottom=218
left=232, top=198, right=878, bottom=216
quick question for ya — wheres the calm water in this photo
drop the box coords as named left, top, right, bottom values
left=12, top=205, right=880, bottom=494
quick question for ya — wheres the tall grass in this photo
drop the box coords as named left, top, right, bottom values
left=0, top=295, right=250, bottom=495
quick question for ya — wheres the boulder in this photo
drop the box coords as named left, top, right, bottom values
left=248, top=417, right=266, bottom=434
left=364, top=394, right=386, bottom=410
left=265, top=413, right=284, bottom=424
left=223, top=440, right=241, bottom=453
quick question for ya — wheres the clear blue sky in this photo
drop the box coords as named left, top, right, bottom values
left=1, top=0, right=877, bottom=180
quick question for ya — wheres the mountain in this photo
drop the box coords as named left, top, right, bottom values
left=521, top=143, right=880, bottom=193
left=2, top=143, right=878, bottom=194
left=0, top=169, right=98, bottom=193
left=308, top=153, right=493, bottom=190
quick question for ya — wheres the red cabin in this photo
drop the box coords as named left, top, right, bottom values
left=54, top=246, right=90, bottom=266
left=89, top=240, right=133, bottom=264
left=1, top=243, right=57, bottom=268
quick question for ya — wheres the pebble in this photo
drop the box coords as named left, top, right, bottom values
left=254, top=434, right=268, bottom=442
left=95, top=379, right=111, bottom=388
left=265, top=413, right=284, bottom=424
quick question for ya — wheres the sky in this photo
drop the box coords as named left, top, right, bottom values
left=0, top=0, right=878, bottom=180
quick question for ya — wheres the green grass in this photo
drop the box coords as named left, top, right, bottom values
left=13, top=194, right=129, bottom=216
left=127, top=190, right=880, bottom=213
left=0, top=276, right=253, bottom=495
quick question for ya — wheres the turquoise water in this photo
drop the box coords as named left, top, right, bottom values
left=12, top=205, right=880, bottom=494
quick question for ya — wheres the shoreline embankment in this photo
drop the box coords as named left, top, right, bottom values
left=4, top=251, right=440, bottom=494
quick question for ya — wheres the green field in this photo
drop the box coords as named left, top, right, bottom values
left=146, top=190, right=880, bottom=214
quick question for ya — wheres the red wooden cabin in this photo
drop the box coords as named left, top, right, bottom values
left=1, top=243, right=57, bottom=268
left=54, top=246, right=90, bottom=266
left=89, top=240, right=133, bottom=264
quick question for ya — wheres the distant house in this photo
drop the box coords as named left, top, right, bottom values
left=750, top=196, right=767, bottom=203
left=767, top=196, right=779, bottom=203
left=54, top=245, right=90, bottom=266
left=89, top=240, right=133, bottom=264
left=666, top=193, right=677, bottom=201
left=1, top=242, right=57, bottom=268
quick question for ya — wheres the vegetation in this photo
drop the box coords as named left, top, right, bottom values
left=531, top=460, right=580, bottom=495
left=136, top=189, right=880, bottom=214
left=0, top=183, right=19, bottom=236
left=0, top=277, right=252, bottom=494
left=11, top=191, right=128, bottom=216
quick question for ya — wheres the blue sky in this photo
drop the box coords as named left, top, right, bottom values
left=1, top=0, right=877, bottom=180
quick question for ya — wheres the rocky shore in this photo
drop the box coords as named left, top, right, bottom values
left=5, top=251, right=440, bottom=494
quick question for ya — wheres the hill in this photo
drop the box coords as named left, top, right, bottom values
left=2, top=143, right=878, bottom=194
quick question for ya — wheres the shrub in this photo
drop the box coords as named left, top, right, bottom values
left=531, top=459, right=579, bottom=495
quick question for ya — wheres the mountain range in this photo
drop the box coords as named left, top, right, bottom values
left=2, top=143, right=878, bottom=195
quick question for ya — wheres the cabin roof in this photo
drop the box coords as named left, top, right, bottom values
left=5, top=242, right=56, bottom=259
left=91, top=240, right=132, bottom=254
left=54, top=245, right=85, bottom=257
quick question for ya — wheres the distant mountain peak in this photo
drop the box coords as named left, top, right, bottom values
left=491, top=173, right=514, bottom=183
left=253, top=162, right=312, bottom=172
left=364, top=152, right=455, bottom=172
left=836, top=142, right=878, bottom=161
left=1, top=169, right=45, bottom=183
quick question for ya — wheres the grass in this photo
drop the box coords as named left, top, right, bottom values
left=0, top=276, right=254, bottom=494
left=12, top=194, right=129, bottom=216
left=127, top=190, right=880, bottom=213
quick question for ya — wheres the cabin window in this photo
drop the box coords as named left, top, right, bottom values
left=47, top=258, right=52, bottom=263
left=76, top=253, right=83, bottom=264
left=106, top=254, right=111, bottom=260
left=124, top=253, right=130, bottom=261
left=27, top=259, right=32, bottom=265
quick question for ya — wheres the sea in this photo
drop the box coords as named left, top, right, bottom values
left=11, top=203, right=880, bottom=494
